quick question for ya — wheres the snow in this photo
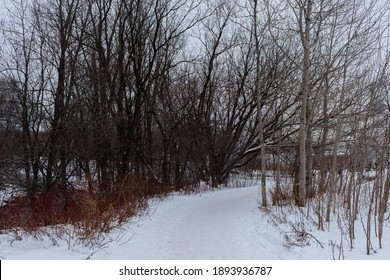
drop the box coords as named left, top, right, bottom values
left=1, top=181, right=390, bottom=260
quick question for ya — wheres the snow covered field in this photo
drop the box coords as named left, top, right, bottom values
left=1, top=181, right=389, bottom=260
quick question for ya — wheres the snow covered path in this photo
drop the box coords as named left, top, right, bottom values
left=130, top=186, right=266, bottom=259
left=92, top=186, right=310, bottom=259
left=169, top=187, right=261, bottom=259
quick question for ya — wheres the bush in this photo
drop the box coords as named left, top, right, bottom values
left=0, top=179, right=149, bottom=239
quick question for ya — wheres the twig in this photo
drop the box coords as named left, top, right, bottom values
left=85, top=245, right=108, bottom=260
left=303, top=231, right=324, bottom=249
left=290, top=227, right=324, bottom=249
left=118, top=233, right=135, bottom=246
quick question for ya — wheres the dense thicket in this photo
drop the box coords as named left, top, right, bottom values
left=0, top=0, right=389, bottom=214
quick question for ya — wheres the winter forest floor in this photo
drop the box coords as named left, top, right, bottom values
left=0, top=175, right=389, bottom=260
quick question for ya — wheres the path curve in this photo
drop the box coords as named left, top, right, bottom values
left=95, top=186, right=286, bottom=259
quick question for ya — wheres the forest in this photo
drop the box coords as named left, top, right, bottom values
left=0, top=0, right=390, bottom=253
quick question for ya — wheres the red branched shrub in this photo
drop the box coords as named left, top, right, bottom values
left=0, top=174, right=163, bottom=239
left=0, top=184, right=88, bottom=231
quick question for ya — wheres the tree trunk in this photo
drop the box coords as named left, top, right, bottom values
left=294, top=0, right=312, bottom=207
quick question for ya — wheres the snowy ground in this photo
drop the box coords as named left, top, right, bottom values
left=0, top=182, right=389, bottom=260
